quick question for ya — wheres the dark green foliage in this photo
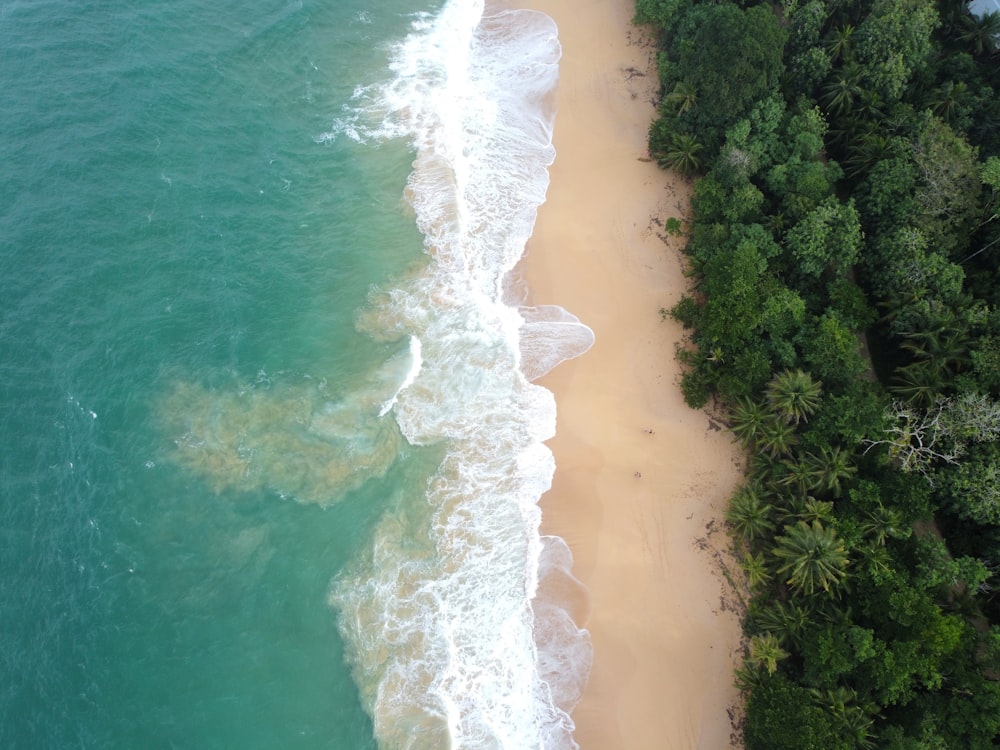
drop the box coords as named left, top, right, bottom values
left=718, top=344, right=772, bottom=402
left=670, top=4, right=786, bottom=153
left=800, top=312, right=867, bottom=386
left=633, top=0, right=686, bottom=29
left=970, top=334, right=1000, bottom=391
left=937, top=442, right=1000, bottom=524
left=788, top=0, right=826, bottom=57
left=911, top=116, right=982, bottom=256
left=678, top=367, right=711, bottom=409
left=789, top=46, right=833, bottom=94
left=853, top=0, right=939, bottom=106
left=914, top=677, right=1000, bottom=749
left=668, top=294, right=699, bottom=329
left=772, top=520, right=850, bottom=596
left=856, top=156, right=919, bottom=235
left=698, top=239, right=770, bottom=346
left=745, top=673, right=848, bottom=750
left=642, top=0, right=1000, bottom=742
left=827, top=275, right=877, bottom=330
left=801, top=381, right=886, bottom=448
left=727, top=483, right=776, bottom=546
left=766, top=157, right=842, bottom=223
left=957, top=10, right=1000, bottom=57
left=765, top=369, right=823, bottom=425
left=784, top=197, right=862, bottom=279
left=800, top=623, right=877, bottom=686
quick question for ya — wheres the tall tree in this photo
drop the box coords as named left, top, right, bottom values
left=784, top=197, right=863, bottom=278
left=809, top=687, right=879, bottom=750
left=673, top=3, right=787, bottom=149
left=663, top=80, right=698, bottom=116
left=749, top=632, right=790, bottom=674
left=853, top=0, right=939, bottom=106
left=825, top=24, right=855, bottom=64
left=654, top=132, right=703, bottom=176
left=759, top=416, right=801, bottom=457
left=821, top=63, right=864, bottom=118
left=911, top=116, right=982, bottom=256
left=729, top=396, right=770, bottom=448
left=727, top=483, right=777, bottom=545
left=772, top=520, right=850, bottom=596
left=753, top=599, right=813, bottom=649
left=804, top=445, right=858, bottom=496
left=766, top=369, right=824, bottom=425
left=958, top=11, right=1000, bottom=57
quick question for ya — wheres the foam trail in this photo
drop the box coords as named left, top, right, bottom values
left=379, top=336, right=424, bottom=417
left=328, top=1, right=593, bottom=748
left=518, top=306, right=595, bottom=382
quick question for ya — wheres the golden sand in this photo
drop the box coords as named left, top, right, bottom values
left=517, top=0, right=747, bottom=746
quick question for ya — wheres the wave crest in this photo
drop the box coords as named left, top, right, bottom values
left=328, top=2, right=593, bottom=748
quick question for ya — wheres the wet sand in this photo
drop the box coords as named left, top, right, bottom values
left=518, top=0, right=747, bottom=747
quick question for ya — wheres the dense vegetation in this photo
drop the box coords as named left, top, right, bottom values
left=636, top=0, right=1000, bottom=746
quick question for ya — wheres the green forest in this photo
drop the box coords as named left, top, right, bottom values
left=636, top=0, right=1000, bottom=746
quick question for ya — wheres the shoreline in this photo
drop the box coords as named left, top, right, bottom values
left=517, top=0, right=747, bottom=747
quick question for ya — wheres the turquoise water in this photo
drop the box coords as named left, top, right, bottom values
left=1, top=0, right=592, bottom=747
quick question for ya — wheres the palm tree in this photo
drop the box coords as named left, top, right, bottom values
left=890, top=360, right=942, bottom=407
left=826, top=115, right=866, bottom=153
left=959, top=11, right=1000, bottom=57
left=753, top=600, right=812, bottom=648
left=749, top=449, right=783, bottom=485
left=742, top=552, right=772, bottom=590
left=809, top=686, right=879, bottom=750
left=728, top=396, right=769, bottom=448
left=858, top=540, right=893, bottom=581
left=656, top=132, right=704, bottom=177
left=764, top=211, right=787, bottom=238
left=778, top=457, right=817, bottom=494
left=900, top=325, right=971, bottom=375
left=844, top=131, right=898, bottom=180
left=798, top=495, right=835, bottom=524
left=854, top=88, right=887, bottom=122
left=734, top=662, right=768, bottom=693
left=970, top=105, right=1000, bottom=150
left=772, top=520, right=850, bottom=596
left=766, top=369, right=823, bottom=425
left=821, top=64, right=863, bottom=118
left=757, top=415, right=800, bottom=457
left=726, top=484, right=775, bottom=545
left=824, top=24, right=854, bottom=64
left=748, top=632, right=789, bottom=674
left=859, top=504, right=908, bottom=546
left=803, top=445, right=857, bottom=496
left=664, top=81, right=698, bottom=116
left=925, top=80, right=970, bottom=126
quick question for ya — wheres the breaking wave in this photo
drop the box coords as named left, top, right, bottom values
left=327, top=1, right=593, bottom=748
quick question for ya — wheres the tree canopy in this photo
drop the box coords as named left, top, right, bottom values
left=641, top=0, right=1000, bottom=743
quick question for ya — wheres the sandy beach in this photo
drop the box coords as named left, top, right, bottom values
left=517, top=0, right=747, bottom=747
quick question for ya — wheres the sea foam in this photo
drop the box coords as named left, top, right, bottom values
left=328, top=1, right=593, bottom=748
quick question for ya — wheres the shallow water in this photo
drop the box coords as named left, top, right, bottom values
left=1, top=0, right=591, bottom=747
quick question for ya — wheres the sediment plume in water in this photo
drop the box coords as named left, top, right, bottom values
left=158, top=341, right=419, bottom=505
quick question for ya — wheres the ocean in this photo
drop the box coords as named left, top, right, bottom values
left=0, top=0, right=593, bottom=747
